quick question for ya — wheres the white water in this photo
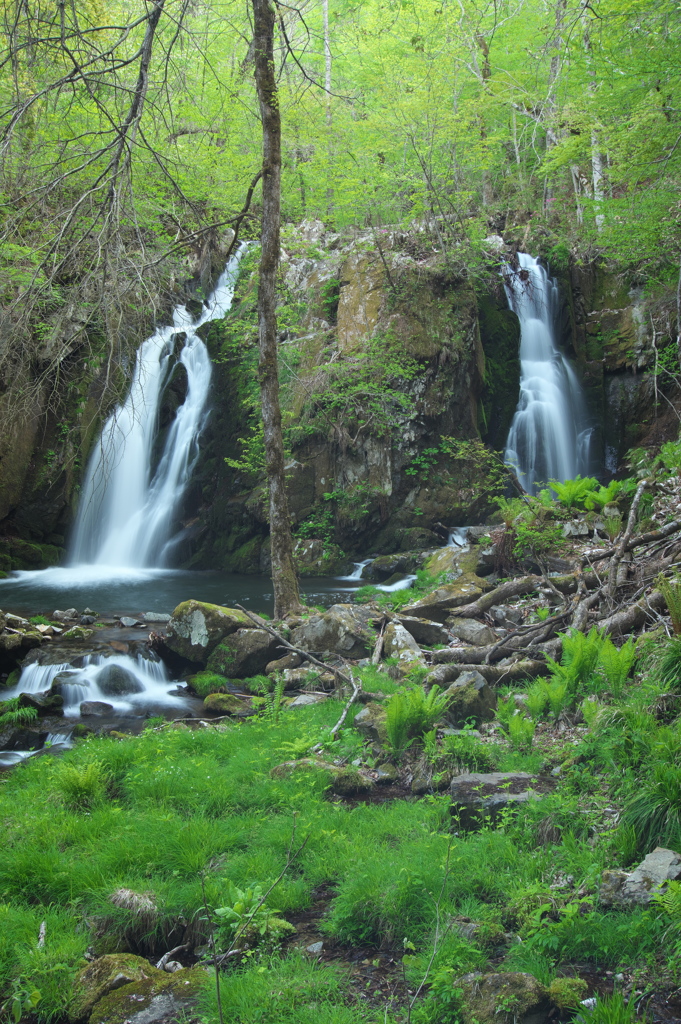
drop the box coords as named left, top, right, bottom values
left=3, top=653, right=188, bottom=715
left=447, top=527, right=470, bottom=549
left=504, top=254, right=593, bottom=494
left=69, top=246, right=247, bottom=568
left=339, top=559, right=374, bottom=581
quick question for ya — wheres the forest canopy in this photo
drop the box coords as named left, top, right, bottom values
left=0, top=0, right=679, bottom=294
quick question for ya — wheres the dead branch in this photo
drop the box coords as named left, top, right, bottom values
left=607, top=479, right=647, bottom=604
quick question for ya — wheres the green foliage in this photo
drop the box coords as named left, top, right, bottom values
left=620, top=763, right=681, bottom=855
left=657, top=572, right=681, bottom=635
left=0, top=700, right=39, bottom=729
left=507, top=714, right=535, bottom=752
left=654, top=636, right=681, bottom=691
left=385, top=685, right=449, bottom=754
left=53, top=760, right=110, bottom=811
left=576, top=992, right=647, bottom=1024
left=252, top=676, right=287, bottom=724
left=550, top=475, right=600, bottom=510
left=28, top=615, right=52, bottom=626
left=189, top=672, right=230, bottom=698
left=214, top=881, right=295, bottom=949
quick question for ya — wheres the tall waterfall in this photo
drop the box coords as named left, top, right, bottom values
left=503, top=253, right=593, bottom=494
left=69, top=246, right=245, bottom=568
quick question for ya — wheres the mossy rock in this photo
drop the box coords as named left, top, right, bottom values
left=547, top=977, right=587, bottom=1010
left=87, top=966, right=207, bottom=1024
left=456, top=971, right=550, bottom=1024
left=331, top=766, right=375, bottom=797
left=187, top=671, right=229, bottom=697
left=3, top=668, right=20, bottom=688
left=269, top=758, right=334, bottom=787
left=203, top=692, right=248, bottom=715
left=69, top=954, right=165, bottom=1022
left=206, top=628, right=279, bottom=678
left=165, top=601, right=254, bottom=664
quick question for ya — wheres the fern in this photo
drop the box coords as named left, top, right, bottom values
left=525, top=681, right=548, bottom=721
left=543, top=678, right=569, bottom=721
left=549, top=474, right=599, bottom=510
left=508, top=714, right=535, bottom=752
left=584, top=479, right=624, bottom=510
left=596, top=637, right=637, bottom=696
left=55, top=760, right=110, bottom=810
left=385, top=692, right=411, bottom=754
left=657, top=572, right=681, bottom=635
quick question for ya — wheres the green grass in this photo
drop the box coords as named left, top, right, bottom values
left=1, top=645, right=680, bottom=1023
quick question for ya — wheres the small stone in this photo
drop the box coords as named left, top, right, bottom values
left=119, top=616, right=141, bottom=627
left=143, top=612, right=171, bottom=624
left=288, top=692, right=328, bottom=707
left=375, top=763, right=398, bottom=784
left=305, top=941, right=323, bottom=956
left=80, top=615, right=96, bottom=626
left=163, top=962, right=183, bottom=973
left=83, top=608, right=96, bottom=616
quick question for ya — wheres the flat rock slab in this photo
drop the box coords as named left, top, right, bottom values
left=396, top=615, right=451, bottom=646
left=288, top=693, right=328, bottom=707
left=450, top=772, right=539, bottom=828
left=447, top=617, right=498, bottom=646
left=80, top=701, right=115, bottom=717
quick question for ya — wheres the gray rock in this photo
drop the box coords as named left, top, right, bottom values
left=207, top=628, right=280, bottom=678
left=80, top=700, right=115, bottom=716
left=49, top=670, right=82, bottom=695
left=600, top=847, right=681, bottom=906
left=83, top=608, right=96, bottom=616
left=447, top=617, right=497, bottom=646
left=562, top=520, right=590, bottom=537
left=450, top=772, right=538, bottom=828
left=143, top=613, right=171, bottom=624
left=288, top=692, right=328, bottom=707
left=265, top=652, right=302, bottom=674
left=353, top=702, right=388, bottom=744
left=490, top=605, right=523, bottom=627
left=164, top=601, right=256, bottom=664
left=305, top=941, right=324, bottom=956
left=96, top=664, right=145, bottom=696
left=291, top=604, right=375, bottom=660
left=383, top=622, right=424, bottom=675
left=442, top=670, right=497, bottom=726
left=80, top=615, right=97, bottom=626
left=5, top=613, right=30, bottom=629
left=119, top=616, right=141, bottom=628
left=53, top=608, right=78, bottom=622
left=396, top=615, right=451, bottom=646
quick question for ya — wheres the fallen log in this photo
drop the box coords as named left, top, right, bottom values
left=597, top=590, right=666, bottom=637
left=426, top=659, right=551, bottom=688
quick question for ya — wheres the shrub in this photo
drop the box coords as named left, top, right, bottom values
left=214, top=881, right=295, bottom=950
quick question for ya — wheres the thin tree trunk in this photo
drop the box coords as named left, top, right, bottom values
left=252, top=0, right=303, bottom=619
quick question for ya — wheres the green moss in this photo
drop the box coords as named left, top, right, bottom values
left=88, top=967, right=207, bottom=1024
left=203, top=692, right=247, bottom=714
left=206, top=638, right=239, bottom=676
left=548, top=977, right=588, bottom=1009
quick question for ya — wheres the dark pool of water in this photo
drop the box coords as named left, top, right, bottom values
left=0, top=565, right=365, bottom=618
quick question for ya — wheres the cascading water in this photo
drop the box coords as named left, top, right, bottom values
left=69, top=245, right=247, bottom=568
left=503, top=254, right=594, bottom=494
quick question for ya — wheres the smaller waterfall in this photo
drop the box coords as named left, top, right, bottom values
left=339, top=559, right=374, bottom=581
left=70, top=246, right=246, bottom=568
left=504, top=254, right=594, bottom=494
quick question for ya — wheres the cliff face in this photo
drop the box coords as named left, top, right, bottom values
left=1, top=220, right=677, bottom=574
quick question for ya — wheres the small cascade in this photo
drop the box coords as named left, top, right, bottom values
left=69, top=245, right=247, bottom=568
left=447, top=527, right=470, bottom=549
left=339, top=559, right=374, bottom=581
left=3, top=653, right=187, bottom=714
left=375, top=574, right=417, bottom=592
left=504, top=254, right=594, bottom=494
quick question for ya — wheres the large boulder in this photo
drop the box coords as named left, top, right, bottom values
left=203, top=693, right=250, bottom=715
left=450, top=772, right=538, bottom=828
left=442, top=670, right=496, bottom=726
left=95, top=664, right=145, bottom=697
left=456, top=972, right=550, bottom=1024
left=446, top=617, right=497, bottom=646
left=396, top=616, right=451, bottom=646
left=291, top=604, right=375, bottom=659
left=403, top=575, right=489, bottom=623
left=383, top=622, right=424, bottom=676
left=600, top=847, right=681, bottom=907
left=206, top=628, right=280, bottom=678
left=164, top=601, right=254, bottom=664
left=17, top=690, right=64, bottom=716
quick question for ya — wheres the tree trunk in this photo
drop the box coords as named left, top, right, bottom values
left=252, top=0, right=303, bottom=619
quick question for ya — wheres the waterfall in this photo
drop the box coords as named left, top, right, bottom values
left=69, top=246, right=246, bottom=568
left=503, top=253, right=593, bottom=494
